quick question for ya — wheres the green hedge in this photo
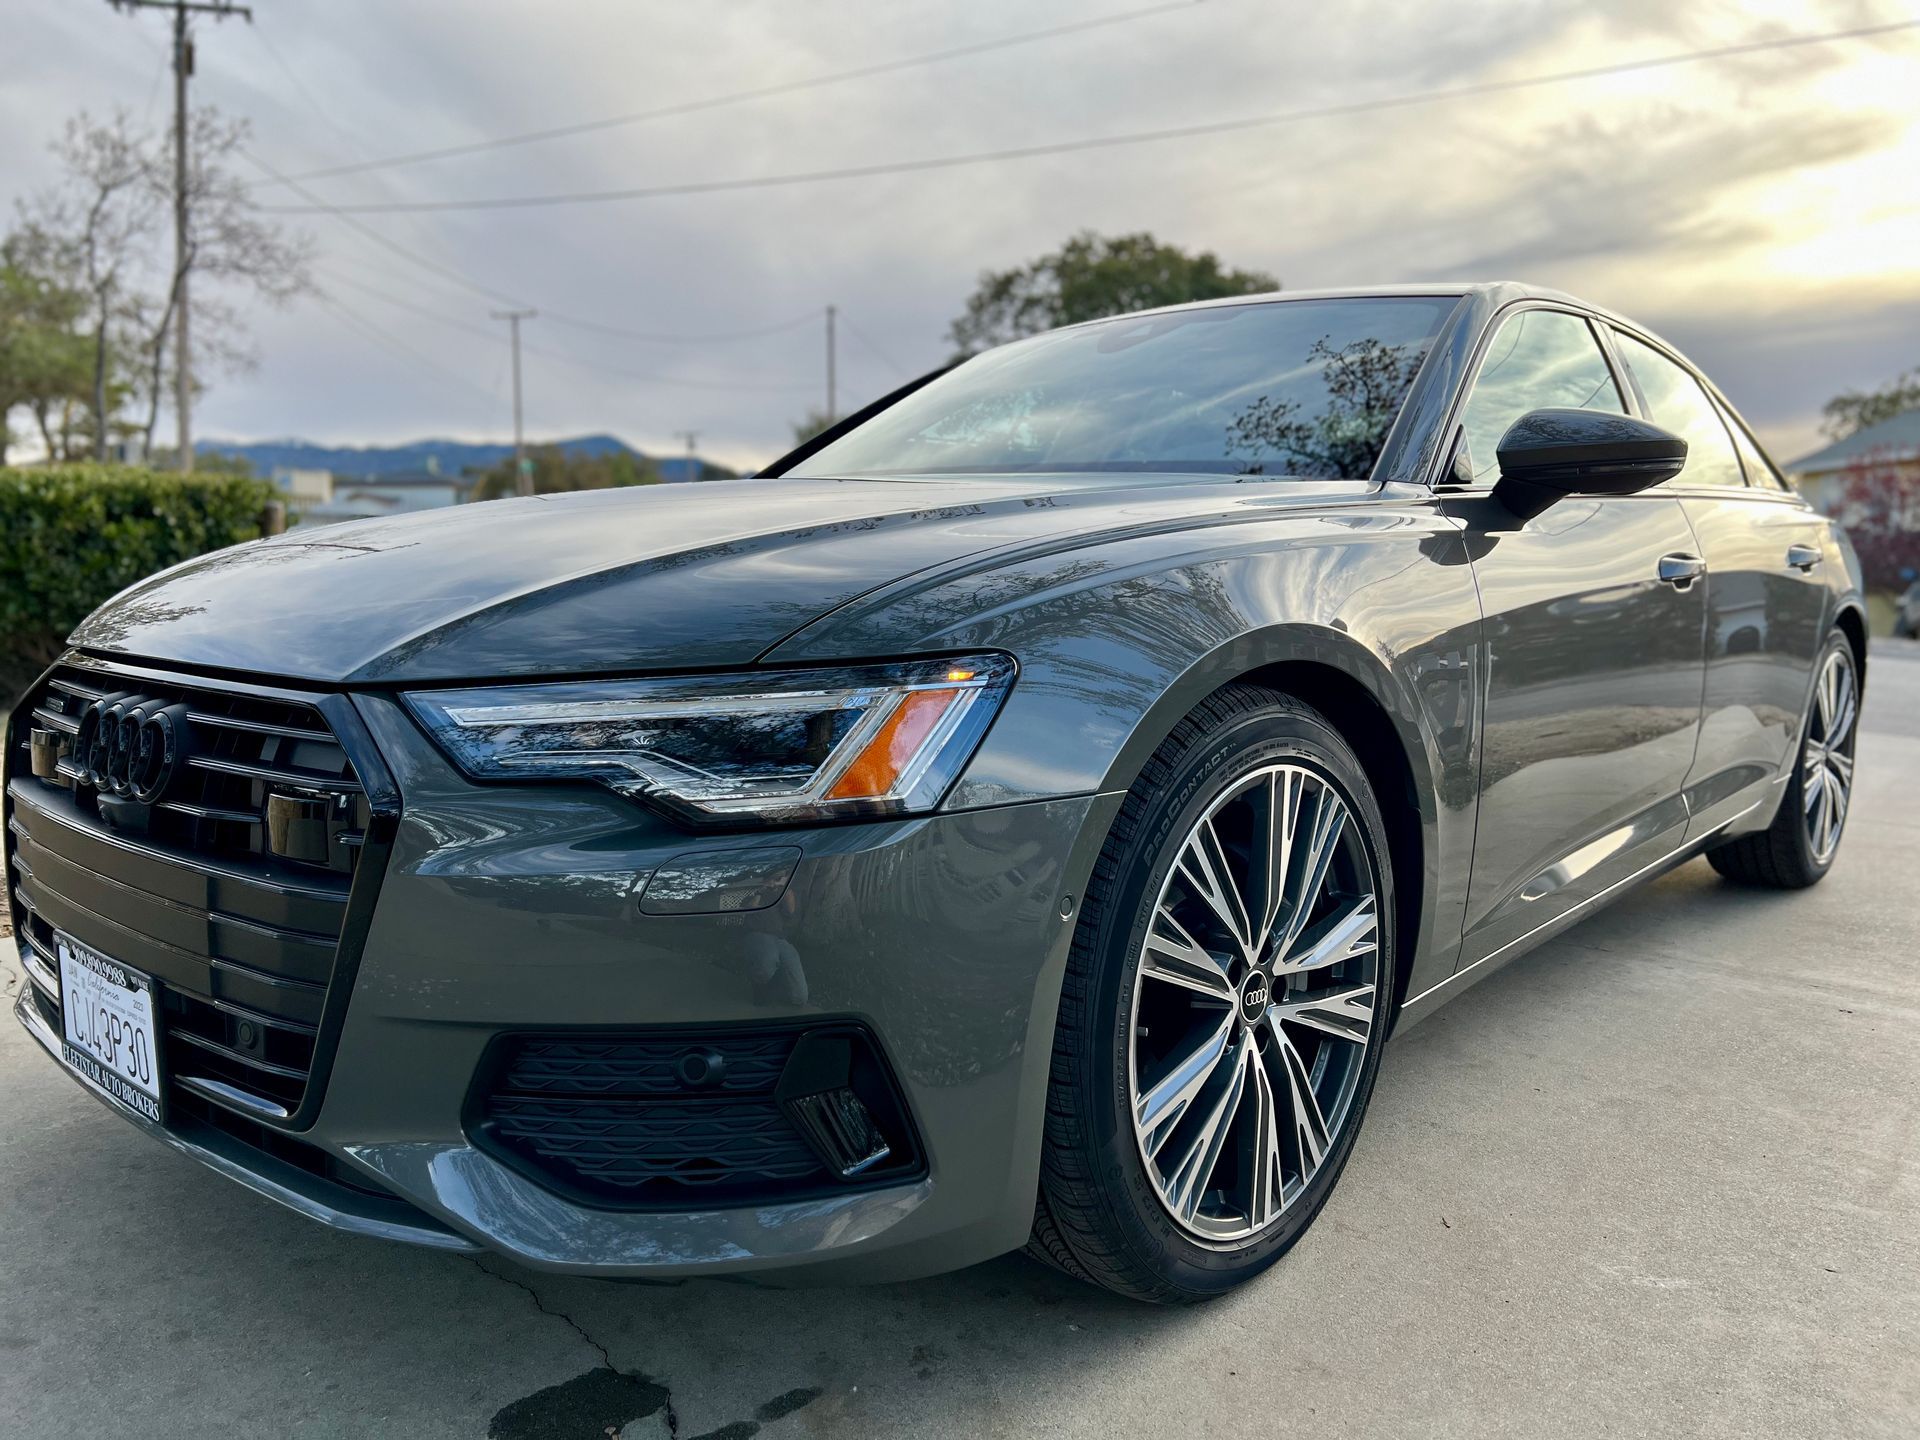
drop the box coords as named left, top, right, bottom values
left=1, top=464, right=274, bottom=703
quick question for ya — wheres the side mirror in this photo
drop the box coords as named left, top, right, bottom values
left=1492, top=407, right=1687, bottom=520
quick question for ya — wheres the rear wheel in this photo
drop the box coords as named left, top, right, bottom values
left=1707, top=631, right=1859, bottom=889
left=1029, top=686, right=1394, bottom=1303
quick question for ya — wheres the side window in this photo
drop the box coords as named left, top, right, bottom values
left=1613, top=332, right=1746, bottom=489
left=1456, top=310, right=1625, bottom=483
left=1719, top=403, right=1791, bottom=491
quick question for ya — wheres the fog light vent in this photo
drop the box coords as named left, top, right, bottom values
left=469, top=1024, right=923, bottom=1211
left=775, top=1031, right=913, bottom=1180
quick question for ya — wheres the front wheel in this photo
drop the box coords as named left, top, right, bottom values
left=1029, top=686, right=1394, bottom=1303
left=1707, top=631, right=1859, bottom=889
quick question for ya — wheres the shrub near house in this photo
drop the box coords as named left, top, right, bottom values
left=1, top=464, right=271, bottom=702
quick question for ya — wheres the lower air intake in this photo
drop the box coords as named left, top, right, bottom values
left=468, top=1025, right=921, bottom=1210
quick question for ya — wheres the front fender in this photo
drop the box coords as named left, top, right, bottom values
left=768, top=489, right=1485, bottom=996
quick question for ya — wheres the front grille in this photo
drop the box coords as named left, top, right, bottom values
left=6, top=661, right=386, bottom=1126
left=470, top=1028, right=923, bottom=1210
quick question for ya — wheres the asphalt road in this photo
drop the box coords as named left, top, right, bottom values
left=3, top=647, right=1917, bottom=1439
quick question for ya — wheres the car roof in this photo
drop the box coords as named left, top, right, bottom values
left=1055, top=281, right=1701, bottom=389
left=1059, top=280, right=1608, bottom=327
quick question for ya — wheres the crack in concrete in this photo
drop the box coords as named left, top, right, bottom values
left=465, top=1256, right=620, bottom=1374
left=465, top=1256, right=680, bottom=1438
left=466, top=1258, right=824, bottom=1439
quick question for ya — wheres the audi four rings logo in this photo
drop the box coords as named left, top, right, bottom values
left=71, top=696, right=189, bottom=803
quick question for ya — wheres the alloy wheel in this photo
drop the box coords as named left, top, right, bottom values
left=1803, top=645, right=1858, bottom=865
left=1127, top=763, right=1381, bottom=1243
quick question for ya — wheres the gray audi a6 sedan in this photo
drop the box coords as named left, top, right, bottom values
left=8, top=282, right=1865, bottom=1302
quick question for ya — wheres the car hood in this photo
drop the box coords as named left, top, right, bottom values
left=70, top=474, right=1367, bottom=684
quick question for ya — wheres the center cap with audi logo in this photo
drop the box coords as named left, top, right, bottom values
left=1238, top=970, right=1271, bottom=1024
left=72, top=695, right=189, bottom=803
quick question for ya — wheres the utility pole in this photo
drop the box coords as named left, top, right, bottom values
left=674, top=430, right=700, bottom=482
left=491, top=308, right=536, bottom=495
left=109, top=0, right=252, bottom=474
left=825, top=304, right=837, bottom=425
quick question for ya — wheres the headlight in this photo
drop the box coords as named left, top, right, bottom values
left=403, top=653, right=1016, bottom=826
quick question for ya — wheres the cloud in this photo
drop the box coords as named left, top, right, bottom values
left=7, top=0, right=1918, bottom=468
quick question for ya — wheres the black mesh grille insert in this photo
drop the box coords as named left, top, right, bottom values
left=488, top=1095, right=827, bottom=1194
left=471, top=1027, right=922, bottom=1210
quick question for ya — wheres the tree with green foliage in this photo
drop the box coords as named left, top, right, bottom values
left=0, top=243, right=91, bottom=464
left=11, top=107, right=310, bottom=464
left=1822, top=368, right=1920, bottom=441
left=468, top=445, right=662, bottom=501
left=789, top=408, right=836, bottom=447
left=148, top=446, right=254, bottom=477
left=946, top=231, right=1278, bottom=358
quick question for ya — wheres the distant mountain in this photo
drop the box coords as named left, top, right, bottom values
left=197, top=434, right=642, bottom=479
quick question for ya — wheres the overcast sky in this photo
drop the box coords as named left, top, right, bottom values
left=8, top=0, right=1918, bottom=470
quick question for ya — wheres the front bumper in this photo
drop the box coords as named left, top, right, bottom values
left=13, top=684, right=1116, bottom=1284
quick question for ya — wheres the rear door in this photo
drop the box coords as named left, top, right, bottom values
left=1608, top=329, right=1830, bottom=837
left=1439, top=306, right=1708, bottom=968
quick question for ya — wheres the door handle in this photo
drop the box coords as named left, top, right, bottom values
left=1658, top=552, right=1705, bottom=590
left=1786, top=543, right=1822, bottom=573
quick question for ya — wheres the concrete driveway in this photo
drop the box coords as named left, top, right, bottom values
left=4, top=648, right=1917, bottom=1439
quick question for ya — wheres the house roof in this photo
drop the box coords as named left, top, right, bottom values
left=348, top=468, right=475, bottom=488
left=1788, top=408, right=1920, bottom=474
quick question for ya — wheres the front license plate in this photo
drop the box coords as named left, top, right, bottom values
left=57, top=933, right=165, bottom=1124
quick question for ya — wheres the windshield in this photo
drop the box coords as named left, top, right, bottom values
left=790, top=296, right=1457, bottom=481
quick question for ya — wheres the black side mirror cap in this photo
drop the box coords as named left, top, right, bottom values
left=1492, top=407, right=1688, bottom=520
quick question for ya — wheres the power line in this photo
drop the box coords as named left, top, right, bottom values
left=240, top=146, right=532, bottom=305
left=258, top=17, right=1920, bottom=216
left=841, top=314, right=910, bottom=377
left=249, top=0, right=1206, bottom=188
left=544, top=308, right=821, bottom=345
left=245, top=148, right=832, bottom=346
left=317, top=267, right=818, bottom=392
left=307, top=290, right=501, bottom=406
left=250, top=21, right=368, bottom=156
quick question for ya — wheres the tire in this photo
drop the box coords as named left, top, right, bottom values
left=1707, top=629, right=1860, bottom=889
left=1028, top=685, right=1395, bottom=1303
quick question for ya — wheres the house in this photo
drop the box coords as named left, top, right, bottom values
left=293, top=468, right=479, bottom=525
left=1787, top=409, right=1920, bottom=516
left=269, top=467, right=333, bottom=507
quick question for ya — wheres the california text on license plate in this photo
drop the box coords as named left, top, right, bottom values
left=57, top=933, right=165, bottom=1124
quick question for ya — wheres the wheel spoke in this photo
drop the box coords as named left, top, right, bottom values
left=1270, top=1026, right=1331, bottom=1174
left=1827, top=759, right=1851, bottom=838
left=1271, top=788, right=1349, bottom=962
left=1803, top=761, right=1826, bottom=814
left=1828, top=673, right=1856, bottom=749
left=1274, top=893, right=1377, bottom=977
left=1243, top=1049, right=1287, bottom=1231
left=1270, top=980, right=1376, bottom=1045
left=1250, top=769, right=1302, bottom=950
left=1136, top=1009, right=1238, bottom=1157
left=1175, top=816, right=1256, bottom=960
left=1828, top=748, right=1854, bottom=786
left=1163, top=1040, right=1251, bottom=1223
left=1815, top=658, right=1836, bottom=739
left=1143, top=905, right=1237, bottom=1001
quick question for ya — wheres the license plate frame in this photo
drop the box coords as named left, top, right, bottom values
left=56, top=932, right=166, bottom=1125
